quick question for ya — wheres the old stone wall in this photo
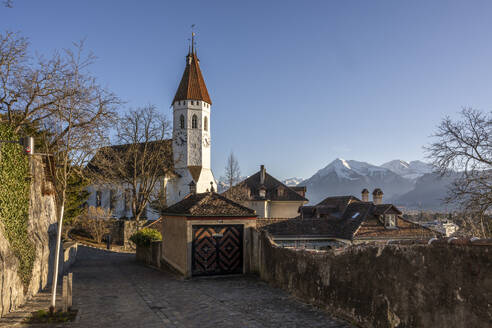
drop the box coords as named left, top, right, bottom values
left=0, top=155, right=57, bottom=317
left=256, top=231, right=492, bottom=328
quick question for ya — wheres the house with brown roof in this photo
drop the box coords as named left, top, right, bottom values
left=161, top=191, right=257, bottom=277
left=222, top=165, right=308, bottom=218
left=263, top=189, right=438, bottom=248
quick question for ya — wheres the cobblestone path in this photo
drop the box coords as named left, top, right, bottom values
left=68, top=246, right=353, bottom=328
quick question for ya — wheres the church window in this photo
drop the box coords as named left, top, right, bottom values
left=124, top=189, right=131, bottom=212
left=204, top=116, right=208, bottom=131
left=192, top=115, right=198, bottom=129
left=191, top=101, right=194, bottom=105
left=180, top=115, right=185, bottom=129
left=96, top=190, right=102, bottom=207
left=110, top=189, right=117, bottom=210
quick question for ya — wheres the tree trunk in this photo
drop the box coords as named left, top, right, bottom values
left=50, top=199, right=65, bottom=312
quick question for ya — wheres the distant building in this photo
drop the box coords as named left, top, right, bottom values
left=263, top=189, right=438, bottom=248
left=421, top=220, right=459, bottom=237
left=222, top=165, right=308, bottom=218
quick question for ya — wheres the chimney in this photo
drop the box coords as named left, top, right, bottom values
left=260, top=165, right=266, bottom=185
left=372, top=188, right=383, bottom=205
left=361, top=188, right=369, bottom=202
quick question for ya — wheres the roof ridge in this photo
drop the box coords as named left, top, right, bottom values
left=214, top=193, right=257, bottom=213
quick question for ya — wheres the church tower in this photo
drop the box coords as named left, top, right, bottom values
left=168, top=33, right=216, bottom=204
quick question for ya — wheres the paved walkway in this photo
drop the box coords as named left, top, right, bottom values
left=2, top=246, right=353, bottom=327
left=71, top=246, right=353, bottom=328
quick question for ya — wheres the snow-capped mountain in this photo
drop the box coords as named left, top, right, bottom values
left=381, top=160, right=434, bottom=180
left=301, top=158, right=414, bottom=205
left=282, top=177, right=303, bottom=186
left=216, top=176, right=249, bottom=193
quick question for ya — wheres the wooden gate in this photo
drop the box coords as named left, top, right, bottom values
left=192, top=225, right=243, bottom=276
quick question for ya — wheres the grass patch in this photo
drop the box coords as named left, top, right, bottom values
left=24, top=309, right=78, bottom=324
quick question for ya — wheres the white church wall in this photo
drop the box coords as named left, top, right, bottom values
left=86, top=182, right=161, bottom=221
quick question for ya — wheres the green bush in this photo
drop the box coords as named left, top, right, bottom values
left=0, top=123, right=34, bottom=290
left=129, top=228, right=162, bottom=247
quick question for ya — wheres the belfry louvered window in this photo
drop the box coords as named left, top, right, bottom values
left=180, top=115, right=185, bottom=129
left=204, top=116, right=208, bottom=131
left=192, top=115, right=198, bottom=129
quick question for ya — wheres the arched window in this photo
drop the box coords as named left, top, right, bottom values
left=204, top=116, right=208, bottom=131
left=192, top=115, right=198, bottom=129
left=180, top=114, right=185, bottom=129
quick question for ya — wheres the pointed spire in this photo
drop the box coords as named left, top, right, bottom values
left=173, top=29, right=212, bottom=105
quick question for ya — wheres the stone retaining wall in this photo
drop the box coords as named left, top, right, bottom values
left=256, top=230, right=492, bottom=328
left=136, top=241, right=162, bottom=268
left=0, top=156, right=57, bottom=317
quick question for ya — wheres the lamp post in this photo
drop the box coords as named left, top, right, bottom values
left=0, top=136, right=34, bottom=155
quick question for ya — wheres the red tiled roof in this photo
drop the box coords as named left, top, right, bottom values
left=163, top=192, right=256, bottom=217
left=172, top=52, right=212, bottom=105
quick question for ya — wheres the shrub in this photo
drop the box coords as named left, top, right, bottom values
left=129, top=228, right=162, bottom=247
left=77, top=206, right=111, bottom=243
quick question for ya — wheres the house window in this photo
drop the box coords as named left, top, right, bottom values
left=204, top=116, right=208, bottom=131
left=192, top=115, right=198, bottom=129
left=259, top=188, right=266, bottom=198
left=385, top=214, right=396, bottom=228
left=96, top=190, right=102, bottom=207
left=180, top=114, right=185, bottom=129
left=110, top=189, right=117, bottom=210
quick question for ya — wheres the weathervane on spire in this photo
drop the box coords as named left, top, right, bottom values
left=189, top=24, right=195, bottom=53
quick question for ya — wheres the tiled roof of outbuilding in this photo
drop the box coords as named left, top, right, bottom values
left=173, top=52, right=212, bottom=104
left=163, top=192, right=256, bottom=217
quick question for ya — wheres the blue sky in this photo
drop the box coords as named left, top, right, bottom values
left=2, top=1, right=491, bottom=179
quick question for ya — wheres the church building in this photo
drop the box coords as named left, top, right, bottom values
left=86, top=37, right=217, bottom=219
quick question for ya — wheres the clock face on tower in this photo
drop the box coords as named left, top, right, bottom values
left=175, top=131, right=187, bottom=146
left=203, top=136, right=210, bottom=148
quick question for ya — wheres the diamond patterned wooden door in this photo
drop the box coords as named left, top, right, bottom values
left=192, top=225, right=243, bottom=276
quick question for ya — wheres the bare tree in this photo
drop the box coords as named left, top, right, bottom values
left=0, top=31, right=77, bottom=133
left=426, top=108, right=491, bottom=237
left=88, top=105, right=173, bottom=222
left=39, top=41, right=119, bottom=312
left=79, top=206, right=111, bottom=244
left=224, top=151, right=241, bottom=189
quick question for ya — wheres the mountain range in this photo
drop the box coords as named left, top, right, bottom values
left=298, top=158, right=454, bottom=210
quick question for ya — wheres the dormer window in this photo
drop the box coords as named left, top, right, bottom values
left=277, top=187, right=284, bottom=197
left=258, top=185, right=267, bottom=198
left=385, top=214, right=396, bottom=228
left=192, top=115, right=198, bottom=129
left=180, top=114, right=185, bottom=129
